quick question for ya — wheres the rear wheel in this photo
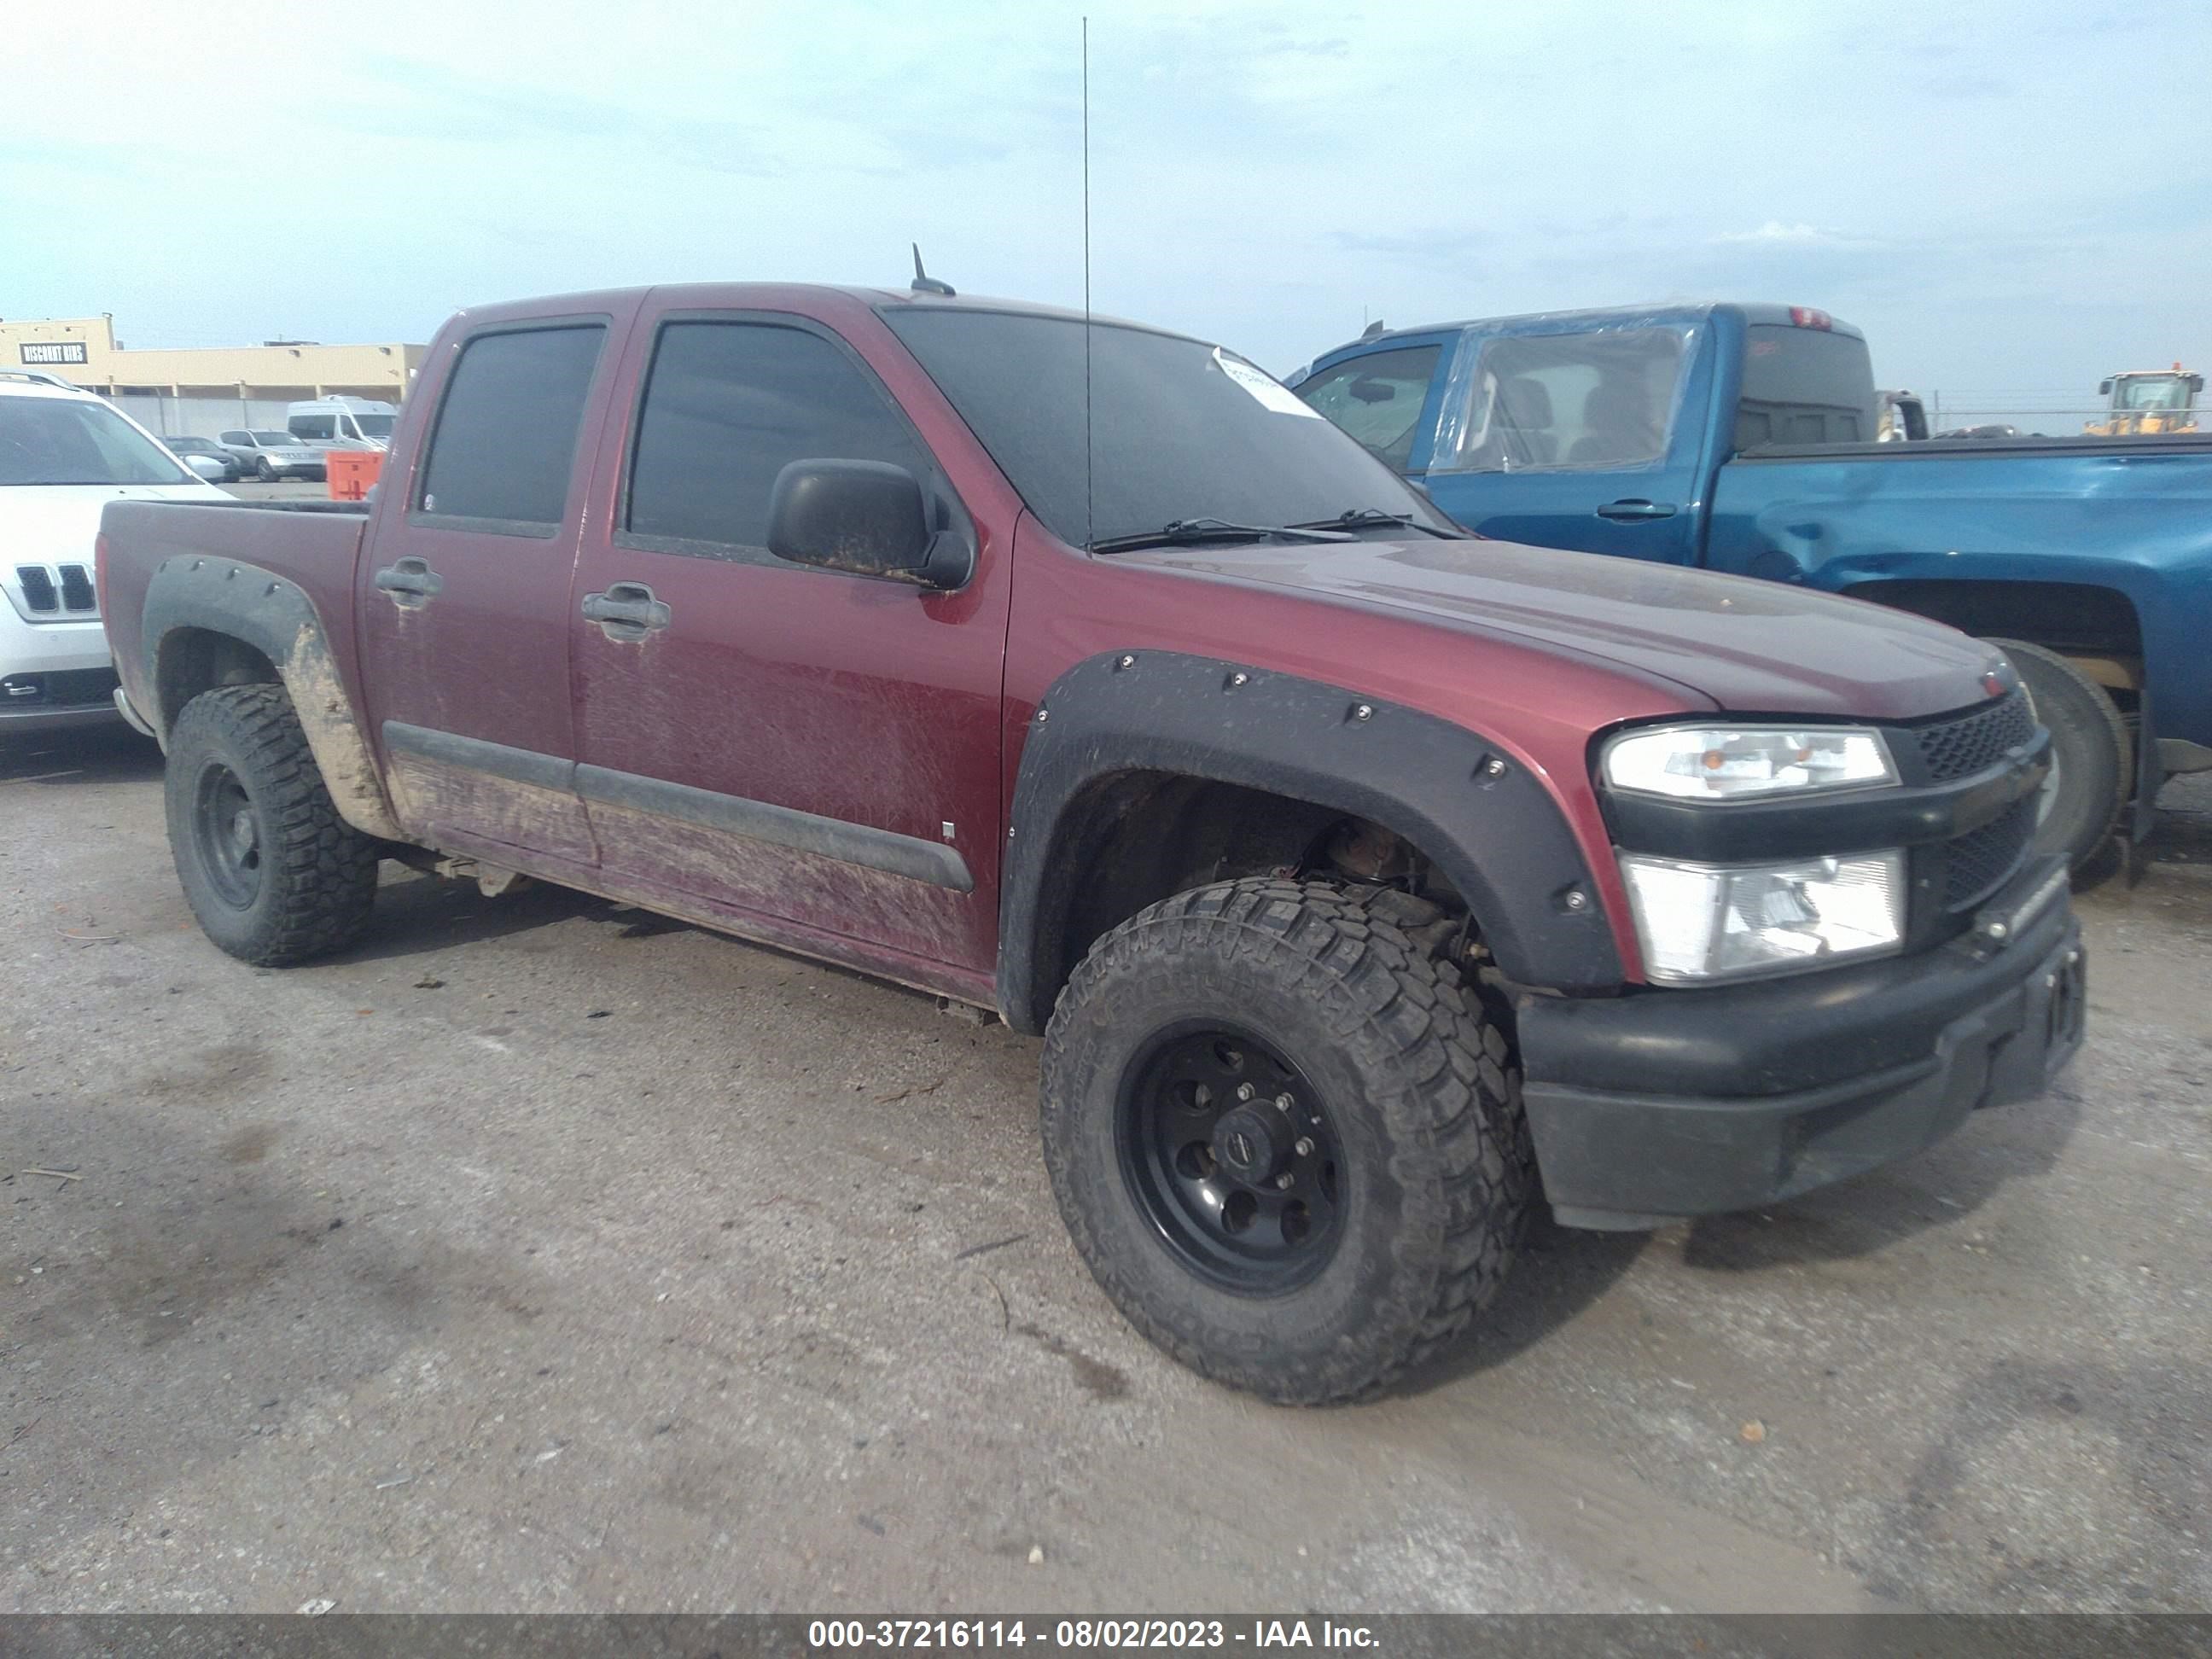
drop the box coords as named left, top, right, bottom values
left=165, top=684, right=381, bottom=964
left=1988, top=637, right=2130, bottom=870
left=1040, top=877, right=1531, bottom=1404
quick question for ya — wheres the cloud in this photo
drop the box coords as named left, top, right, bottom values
left=1714, top=222, right=1864, bottom=247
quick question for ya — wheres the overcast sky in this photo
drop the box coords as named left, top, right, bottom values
left=8, top=1, right=2207, bottom=410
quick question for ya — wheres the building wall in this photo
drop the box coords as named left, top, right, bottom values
left=113, top=394, right=298, bottom=438
left=2, top=315, right=423, bottom=402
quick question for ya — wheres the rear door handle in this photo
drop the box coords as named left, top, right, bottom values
left=581, top=581, right=672, bottom=641
left=373, top=556, right=443, bottom=608
left=1596, top=498, right=1679, bottom=521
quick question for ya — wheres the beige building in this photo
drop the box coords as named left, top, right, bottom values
left=2, top=313, right=425, bottom=436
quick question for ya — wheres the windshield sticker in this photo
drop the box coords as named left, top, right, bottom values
left=1214, top=348, right=1324, bottom=418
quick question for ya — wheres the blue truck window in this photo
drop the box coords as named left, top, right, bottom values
left=1435, top=328, right=1687, bottom=474
left=1293, top=345, right=1440, bottom=470
left=1735, top=325, right=1878, bottom=449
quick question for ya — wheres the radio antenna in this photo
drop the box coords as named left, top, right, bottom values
left=1082, top=15, right=1094, bottom=550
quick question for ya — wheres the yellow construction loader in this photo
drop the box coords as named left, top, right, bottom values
left=2085, top=364, right=2203, bottom=436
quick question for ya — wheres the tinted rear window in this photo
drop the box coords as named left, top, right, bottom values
left=1735, top=325, right=1877, bottom=449
left=418, top=324, right=604, bottom=529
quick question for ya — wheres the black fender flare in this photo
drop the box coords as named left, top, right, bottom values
left=995, top=650, right=1622, bottom=1034
left=142, top=555, right=403, bottom=840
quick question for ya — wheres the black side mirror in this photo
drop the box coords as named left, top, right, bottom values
left=2098, top=379, right=2113, bottom=395
left=766, top=459, right=968, bottom=588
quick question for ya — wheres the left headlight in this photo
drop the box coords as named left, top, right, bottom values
left=1604, top=725, right=1896, bottom=801
left=1619, top=850, right=1906, bottom=983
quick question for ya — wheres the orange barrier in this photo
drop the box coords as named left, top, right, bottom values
left=326, top=449, right=385, bottom=502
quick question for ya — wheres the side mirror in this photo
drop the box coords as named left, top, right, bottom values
left=2189, top=375, right=2204, bottom=394
left=766, top=459, right=968, bottom=588
left=2098, top=379, right=2113, bottom=395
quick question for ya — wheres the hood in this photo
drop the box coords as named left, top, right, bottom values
left=1129, top=536, right=2002, bottom=721
left=3, top=480, right=228, bottom=564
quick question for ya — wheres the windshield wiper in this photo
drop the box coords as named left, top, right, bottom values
left=1089, top=516, right=1359, bottom=555
left=1290, top=507, right=1467, bottom=539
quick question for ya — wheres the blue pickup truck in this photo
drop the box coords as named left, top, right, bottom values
left=1287, top=303, right=2212, bottom=868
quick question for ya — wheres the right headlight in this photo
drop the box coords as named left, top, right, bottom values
left=1604, top=725, right=1897, bottom=800
left=1619, top=850, right=1906, bottom=983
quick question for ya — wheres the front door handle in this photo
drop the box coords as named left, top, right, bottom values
left=373, top=556, right=443, bottom=608
left=581, top=581, right=672, bottom=642
left=1596, top=498, right=1679, bottom=521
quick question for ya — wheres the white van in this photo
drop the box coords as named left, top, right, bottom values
left=286, top=396, right=398, bottom=452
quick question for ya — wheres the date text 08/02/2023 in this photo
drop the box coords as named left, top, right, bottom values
left=806, top=1619, right=1381, bottom=1650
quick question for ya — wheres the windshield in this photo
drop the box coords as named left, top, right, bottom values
left=250, top=429, right=294, bottom=445
left=0, top=397, right=195, bottom=486
left=2116, top=376, right=2188, bottom=411
left=880, top=309, right=1453, bottom=547
left=352, top=413, right=396, bottom=438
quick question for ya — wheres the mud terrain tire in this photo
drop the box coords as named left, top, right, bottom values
left=166, top=684, right=380, bottom=965
left=1041, top=876, right=1531, bottom=1404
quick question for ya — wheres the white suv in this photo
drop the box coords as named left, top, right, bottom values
left=1, top=375, right=227, bottom=735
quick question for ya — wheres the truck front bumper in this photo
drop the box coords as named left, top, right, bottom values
left=1517, top=858, right=2083, bottom=1230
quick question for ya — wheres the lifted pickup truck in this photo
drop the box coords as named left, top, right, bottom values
left=1289, top=304, right=2212, bottom=870
left=99, top=282, right=2084, bottom=1403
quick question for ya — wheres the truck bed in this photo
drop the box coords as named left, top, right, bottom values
left=1737, top=432, right=2212, bottom=463
left=99, top=496, right=372, bottom=742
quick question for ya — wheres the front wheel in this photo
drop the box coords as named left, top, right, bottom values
left=1040, top=877, right=1531, bottom=1404
left=255, top=457, right=275, bottom=481
left=165, top=684, right=381, bottom=965
left=1988, top=638, right=2131, bottom=870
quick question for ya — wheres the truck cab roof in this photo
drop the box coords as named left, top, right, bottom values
left=1322, top=301, right=1866, bottom=361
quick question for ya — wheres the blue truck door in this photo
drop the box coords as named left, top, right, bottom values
left=1412, top=317, right=1713, bottom=566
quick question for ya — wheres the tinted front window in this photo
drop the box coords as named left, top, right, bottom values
left=882, top=309, right=1447, bottom=546
left=1294, top=345, right=1441, bottom=470
left=626, top=321, right=929, bottom=552
left=0, top=398, right=194, bottom=486
left=1735, top=325, right=1877, bottom=449
left=1441, top=327, right=1687, bottom=473
left=418, top=325, right=604, bottom=527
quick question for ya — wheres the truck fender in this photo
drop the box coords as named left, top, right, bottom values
left=996, top=650, right=1622, bottom=1034
left=142, top=555, right=404, bottom=841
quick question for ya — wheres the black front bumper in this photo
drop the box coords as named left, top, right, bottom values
left=1517, top=858, right=2084, bottom=1230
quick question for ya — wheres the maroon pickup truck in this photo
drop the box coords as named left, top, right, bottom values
left=97, top=280, right=2084, bottom=1403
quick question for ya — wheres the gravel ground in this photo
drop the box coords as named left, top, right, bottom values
left=3, top=729, right=2207, bottom=1614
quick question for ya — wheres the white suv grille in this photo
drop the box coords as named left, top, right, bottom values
left=9, top=562, right=99, bottom=620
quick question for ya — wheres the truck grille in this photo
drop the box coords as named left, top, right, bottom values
left=1912, top=690, right=2035, bottom=782
left=1942, top=795, right=2037, bottom=911
left=12, top=562, right=100, bottom=619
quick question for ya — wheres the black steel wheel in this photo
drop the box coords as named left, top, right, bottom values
left=1119, top=1022, right=1343, bottom=1292
left=190, top=758, right=265, bottom=911
left=1042, top=877, right=1532, bottom=1404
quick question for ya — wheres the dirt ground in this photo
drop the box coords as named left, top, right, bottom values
left=3, top=727, right=2207, bottom=1614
